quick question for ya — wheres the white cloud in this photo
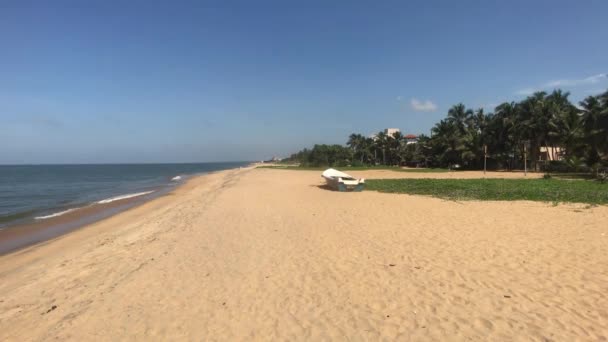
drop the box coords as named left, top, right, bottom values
left=516, top=73, right=607, bottom=95
left=544, top=73, right=607, bottom=87
left=396, top=95, right=403, bottom=101
left=410, top=98, right=437, bottom=112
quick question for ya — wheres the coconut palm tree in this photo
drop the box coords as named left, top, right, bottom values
left=517, top=92, right=551, bottom=170
left=447, top=103, right=474, bottom=135
left=465, top=108, right=488, bottom=168
left=431, top=119, right=466, bottom=167
left=287, top=87, right=608, bottom=172
left=579, top=95, right=606, bottom=166
left=546, top=91, right=581, bottom=160
left=388, top=131, right=405, bottom=165
left=374, top=131, right=389, bottom=165
left=490, top=102, right=520, bottom=168
left=347, top=133, right=366, bottom=163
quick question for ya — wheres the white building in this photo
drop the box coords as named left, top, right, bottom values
left=370, top=128, right=400, bottom=140
left=384, top=128, right=400, bottom=136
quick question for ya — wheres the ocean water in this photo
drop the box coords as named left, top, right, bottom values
left=0, top=162, right=249, bottom=228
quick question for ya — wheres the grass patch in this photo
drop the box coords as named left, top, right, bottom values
left=365, top=178, right=608, bottom=205
left=548, top=173, right=597, bottom=180
left=257, top=165, right=449, bottom=172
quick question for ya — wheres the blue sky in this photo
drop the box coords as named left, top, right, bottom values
left=1, top=0, right=607, bottom=164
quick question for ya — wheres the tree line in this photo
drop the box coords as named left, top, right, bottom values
left=285, top=89, right=608, bottom=172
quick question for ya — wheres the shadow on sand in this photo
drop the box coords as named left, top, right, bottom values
left=310, top=184, right=335, bottom=191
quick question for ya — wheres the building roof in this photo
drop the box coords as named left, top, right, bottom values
left=405, top=134, right=418, bottom=139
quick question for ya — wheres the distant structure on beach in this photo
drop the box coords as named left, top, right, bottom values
left=384, top=128, right=400, bottom=136
left=404, top=134, right=418, bottom=145
left=261, top=156, right=282, bottom=163
left=539, top=146, right=564, bottom=161
left=370, top=129, right=419, bottom=144
left=370, top=128, right=400, bottom=140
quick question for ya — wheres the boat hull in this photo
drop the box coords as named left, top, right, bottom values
left=323, top=176, right=365, bottom=192
left=337, top=182, right=365, bottom=192
left=321, top=168, right=365, bottom=192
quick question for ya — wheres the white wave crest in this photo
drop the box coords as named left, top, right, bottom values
left=97, top=191, right=154, bottom=204
left=171, top=175, right=182, bottom=181
left=35, top=208, right=79, bottom=220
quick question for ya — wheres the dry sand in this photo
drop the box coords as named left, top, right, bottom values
left=1, top=167, right=607, bottom=341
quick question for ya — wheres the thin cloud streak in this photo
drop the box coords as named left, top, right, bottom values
left=516, top=73, right=607, bottom=95
left=544, top=73, right=607, bottom=87
left=410, top=98, right=437, bottom=112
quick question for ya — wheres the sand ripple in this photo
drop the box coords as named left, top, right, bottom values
left=1, top=168, right=607, bottom=340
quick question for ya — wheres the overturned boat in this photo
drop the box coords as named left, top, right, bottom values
left=321, top=168, right=365, bottom=192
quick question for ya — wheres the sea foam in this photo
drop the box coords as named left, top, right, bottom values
left=97, top=191, right=154, bottom=204
left=35, top=208, right=79, bottom=220
left=171, top=175, right=182, bottom=181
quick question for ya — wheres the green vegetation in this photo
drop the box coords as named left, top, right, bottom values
left=257, top=165, right=448, bottom=172
left=284, top=89, right=608, bottom=178
left=366, top=178, right=608, bottom=205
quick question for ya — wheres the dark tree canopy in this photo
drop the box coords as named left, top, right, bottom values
left=285, top=89, right=608, bottom=172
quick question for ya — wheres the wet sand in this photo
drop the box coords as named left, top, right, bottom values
left=1, top=167, right=607, bottom=340
left=0, top=188, right=167, bottom=255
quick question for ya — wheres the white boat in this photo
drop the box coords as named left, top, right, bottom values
left=321, top=168, right=365, bottom=192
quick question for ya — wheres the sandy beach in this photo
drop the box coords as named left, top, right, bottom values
left=1, top=166, right=607, bottom=340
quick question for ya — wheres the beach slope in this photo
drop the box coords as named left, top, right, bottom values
left=1, top=168, right=607, bottom=340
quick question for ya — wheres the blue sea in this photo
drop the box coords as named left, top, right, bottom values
left=0, top=162, right=249, bottom=229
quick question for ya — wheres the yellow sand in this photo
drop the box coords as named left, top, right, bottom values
left=1, top=167, right=607, bottom=341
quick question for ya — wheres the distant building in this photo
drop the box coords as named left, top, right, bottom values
left=262, top=156, right=282, bottom=163
left=371, top=128, right=400, bottom=141
left=404, top=134, right=418, bottom=145
left=539, top=146, right=564, bottom=161
left=384, top=128, right=400, bottom=136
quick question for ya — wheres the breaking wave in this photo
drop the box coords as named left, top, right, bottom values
left=35, top=208, right=80, bottom=220
left=96, top=191, right=155, bottom=204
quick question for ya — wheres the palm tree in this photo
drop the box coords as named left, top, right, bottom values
left=466, top=108, right=488, bottom=168
left=361, top=137, right=376, bottom=164
left=518, top=92, right=550, bottom=170
left=491, top=102, right=520, bottom=169
left=374, top=131, right=390, bottom=165
left=347, top=133, right=366, bottom=163
left=447, top=103, right=473, bottom=135
left=546, top=91, right=581, bottom=160
left=431, top=119, right=466, bottom=167
left=579, top=95, right=606, bottom=166
left=287, top=87, right=608, bottom=173
left=389, top=131, right=404, bottom=165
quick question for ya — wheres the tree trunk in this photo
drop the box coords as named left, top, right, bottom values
left=530, top=145, right=540, bottom=171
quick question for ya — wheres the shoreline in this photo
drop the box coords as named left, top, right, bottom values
left=0, top=166, right=249, bottom=256
left=0, top=189, right=164, bottom=256
left=0, top=166, right=247, bottom=274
